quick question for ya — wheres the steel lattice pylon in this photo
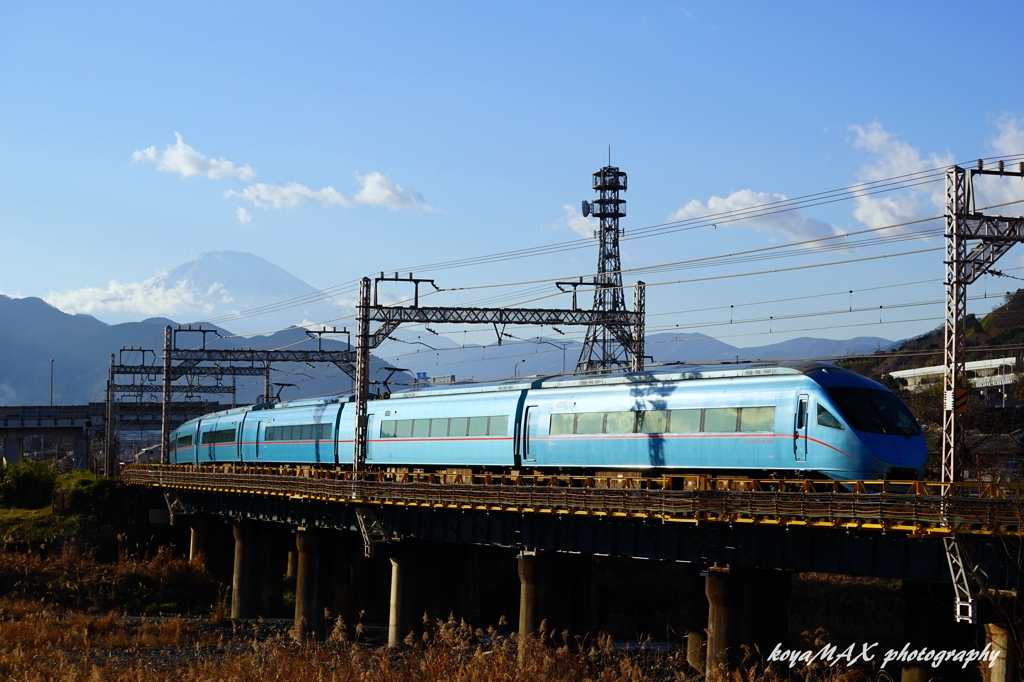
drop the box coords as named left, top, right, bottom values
left=942, top=163, right=1024, bottom=486
left=940, top=161, right=1024, bottom=624
left=941, top=166, right=969, bottom=485
left=576, top=165, right=634, bottom=373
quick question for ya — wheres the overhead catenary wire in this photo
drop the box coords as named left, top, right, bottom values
left=196, top=154, right=1024, bottom=327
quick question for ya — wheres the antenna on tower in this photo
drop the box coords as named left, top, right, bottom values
left=575, top=159, right=634, bottom=374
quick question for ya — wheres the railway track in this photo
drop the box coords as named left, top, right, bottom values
left=123, top=464, right=1024, bottom=536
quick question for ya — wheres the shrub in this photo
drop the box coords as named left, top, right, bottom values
left=0, top=460, right=57, bottom=509
left=52, top=474, right=137, bottom=526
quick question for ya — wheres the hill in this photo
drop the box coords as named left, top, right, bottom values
left=0, top=295, right=399, bottom=405
left=840, top=289, right=1024, bottom=382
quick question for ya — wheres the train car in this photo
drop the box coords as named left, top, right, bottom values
left=168, top=363, right=926, bottom=481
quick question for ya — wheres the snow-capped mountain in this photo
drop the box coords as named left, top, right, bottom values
left=44, top=251, right=346, bottom=335
left=152, top=251, right=342, bottom=334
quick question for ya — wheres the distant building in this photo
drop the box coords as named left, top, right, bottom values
left=889, top=357, right=1017, bottom=396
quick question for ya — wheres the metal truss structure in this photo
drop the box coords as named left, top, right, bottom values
left=577, top=165, right=639, bottom=373
left=351, top=274, right=646, bottom=470
left=104, top=325, right=358, bottom=472
left=942, top=162, right=1024, bottom=485
left=941, top=160, right=1024, bottom=624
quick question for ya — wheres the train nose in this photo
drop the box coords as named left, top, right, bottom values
left=859, top=432, right=901, bottom=464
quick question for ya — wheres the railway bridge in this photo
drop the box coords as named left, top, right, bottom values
left=125, top=465, right=1024, bottom=681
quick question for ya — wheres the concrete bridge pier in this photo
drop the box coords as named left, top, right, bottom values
left=388, top=553, right=404, bottom=648
left=982, top=622, right=1014, bottom=682
left=185, top=514, right=205, bottom=564
left=284, top=535, right=298, bottom=591
left=517, top=553, right=538, bottom=663
left=705, top=570, right=731, bottom=677
left=686, top=569, right=708, bottom=671
left=231, top=520, right=256, bottom=619
left=294, top=528, right=324, bottom=642
left=2, top=435, right=21, bottom=464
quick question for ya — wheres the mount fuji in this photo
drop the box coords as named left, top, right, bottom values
left=151, top=251, right=342, bottom=334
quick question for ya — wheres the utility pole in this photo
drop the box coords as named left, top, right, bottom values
left=161, top=326, right=172, bottom=464
left=104, top=354, right=114, bottom=477
left=577, top=162, right=635, bottom=373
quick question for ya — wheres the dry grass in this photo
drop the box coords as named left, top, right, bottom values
left=0, top=606, right=890, bottom=682
left=0, top=546, right=900, bottom=681
left=0, top=540, right=219, bottom=614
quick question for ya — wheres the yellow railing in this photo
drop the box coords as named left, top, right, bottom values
left=122, top=464, right=1024, bottom=536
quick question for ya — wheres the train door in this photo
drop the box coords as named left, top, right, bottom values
left=332, top=404, right=344, bottom=466
left=254, top=421, right=262, bottom=460
left=521, top=405, right=539, bottom=463
left=236, top=415, right=246, bottom=461
left=202, top=419, right=217, bottom=462
left=794, top=394, right=808, bottom=462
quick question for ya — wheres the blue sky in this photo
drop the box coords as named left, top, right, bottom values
left=2, top=2, right=1023, bottom=350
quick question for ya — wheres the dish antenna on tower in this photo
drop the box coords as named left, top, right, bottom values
left=582, top=200, right=591, bottom=217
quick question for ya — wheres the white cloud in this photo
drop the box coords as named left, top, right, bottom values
left=225, top=182, right=350, bottom=209
left=976, top=116, right=1024, bottom=208
left=225, top=172, right=431, bottom=212
left=131, top=132, right=255, bottom=181
left=848, top=122, right=953, bottom=230
left=45, top=276, right=222, bottom=319
left=352, top=171, right=429, bottom=210
left=669, top=189, right=842, bottom=241
left=552, top=204, right=598, bottom=239
left=235, top=207, right=252, bottom=224
left=993, top=116, right=1024, bottom=157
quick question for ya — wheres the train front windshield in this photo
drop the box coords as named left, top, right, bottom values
left=825, top=387, right=921, bottom=436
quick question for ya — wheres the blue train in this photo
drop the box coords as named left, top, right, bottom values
left=168, top=363, right=926, bottom=481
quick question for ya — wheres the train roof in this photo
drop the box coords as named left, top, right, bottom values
left=172, top=362, right=873, bottom=428
left=385, top=362, right=836, bottom=399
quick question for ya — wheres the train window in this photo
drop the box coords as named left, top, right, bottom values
left=576, top=412, right=604, bottom=435
left=430, top=418, right=449, bottom=437
left=605, top=411, right=634, bottom=434
left=380, top=421, right=396, bottom=438
left=315, top=424, right=332, bottom=439
left=549, top=413, right=574, bottom=435
left=817, top=404, right=844, bottom=430
left=395, top=420, right=413, bottom=438
left=468, top=416, right=488, bottom=437
left=704, top=408, right=739, bottom=433
left=412, top=420, right=430, bottom=437
left=739, top=407, right=775, bottom=432
left=636, top=410, right=667, bottom=434
left=488, top=415, right=509, bottom=436
left=202, top=428, right=235, bottom=444
left=300, top=424, right=312, bottom=440
left=176, top=434, right=193, bottom=448
left=667, top=409, right=701, bottom=433
left=826, top=387, right=920, bottom=436
left=449, top=417, right=468, bottom=437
